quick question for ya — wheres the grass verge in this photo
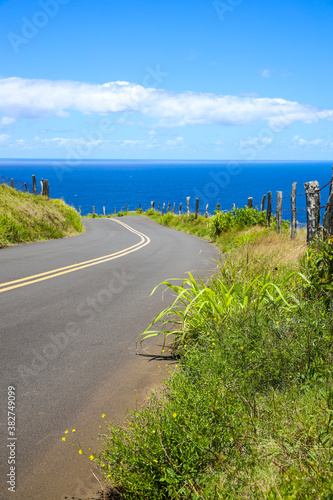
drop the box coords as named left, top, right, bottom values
left=0, top=184, right=84, bottom=247
left=73, top=211, right=333, bottom=498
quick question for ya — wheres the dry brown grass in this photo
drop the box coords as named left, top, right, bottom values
left=230, top=227, right=308, bottom=270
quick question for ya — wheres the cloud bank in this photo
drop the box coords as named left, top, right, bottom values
left=0, top=77, right=333, bottom=130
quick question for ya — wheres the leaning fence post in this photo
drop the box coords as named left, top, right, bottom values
left=11, top=178, right=14, bottom=188
left=178, top=202, right=182, bottom=215
left=266, top=191, right=272, bottom=227
left=248, top=197, right=253, bottom=208
left=291, top=182, right=297, bottom=239
left=167, top=202, right=170, bottom=213
left=151, top=201, right=155, bottom=210
left=32, top=175, right=37, bottom=195
left=323, top=167, right=333, bottom=236
left=260, top=194, right=266, bottom=212
left=304, top=180, right=320, bottom=243
left=186, top=197, right=190, bottom=216
left=276, top=191, right=283, bottom=233
left=162, top=202, right=165, bottom=215
left=173, top=202, right=175, bottom=214
left=195, top=198, right=199, bottom=219
left=125, top=203, right=128, bottom=212
left=24, top=183, right=28, bottom=192
left=205, top=204, right=209, bottom=218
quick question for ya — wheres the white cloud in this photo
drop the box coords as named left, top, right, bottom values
left=1, top=116, right=15, bottom=126
left=0, top=77, right=332, bottom=131
left=291, top=135, right=333, bottom=148
left=239, top=136, right=273, bottom=149
left=0, top=133, right=10, bottom=144
left=261, top=69, right=271, bottom=78
left=164, top=136, right=184, bottom=147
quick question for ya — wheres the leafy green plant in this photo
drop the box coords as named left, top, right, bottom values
left=300, top=235, right=333, bottom=305
left=138, top=263, right=301, bottom=350
left=209, top=206, right=268, bottom=238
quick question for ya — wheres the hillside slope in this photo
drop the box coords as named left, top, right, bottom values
left=0, top=184, right=84, bottom=247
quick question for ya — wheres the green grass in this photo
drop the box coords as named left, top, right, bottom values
left=0, top=184, right=84, bottom=247
left=87, top=233, right=333, bottom=499
left=79, top=222, right=333, bottom=499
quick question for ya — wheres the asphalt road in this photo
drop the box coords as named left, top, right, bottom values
left=0, top=217, right=220, bottom=500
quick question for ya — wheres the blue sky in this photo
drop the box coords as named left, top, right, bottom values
left=0, top=0, right=332, bottom=160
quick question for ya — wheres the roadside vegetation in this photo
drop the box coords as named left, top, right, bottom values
left=76, top=208, right=332, bottom=498
left=0, top=184, right=84, bottom=247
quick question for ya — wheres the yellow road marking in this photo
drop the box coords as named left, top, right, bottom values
left=0, top=219, right=150, bottom=293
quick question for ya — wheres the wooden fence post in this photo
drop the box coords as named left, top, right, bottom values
left=216, top=203, right=220, bottom=213
left=11, top=178, right=14, bottom=188
left=40, top=179, right=44, bottom=196
left=158, top=202, right=160, bottom=212
left=92, top=206, right=95, bottom=215
left=232, top=203, right=235, bottom=210
left=195, top=198, right=199, bottom=219
left=266, top=191, right=272, bottom=227
left=103, top=206, right=106, bottom=216
left=173, top=202, right=176, bottom=214
left=186, top=197, right=190, bottom=216
left=248, top=197, right=253, bottom=208
left=79, top=206, right=81, bottom=216
left=44, top=180, right=49, bottom=199
left=304, top=180, right=320, bottom=243
left=323, top=167, right=333, bottom=236
left=291, top=182, right=297, bottom=239
left=32, top=175, right=37, bottom=195
left=167, top=202, right=170, bottom=213
left=125, top=203, right=128, bottom=212
left=24, top=183, right=28, bottom=192
left=260, top=194, right=266, bottom=212
left=205, top=204, right=209, bottom=218
left=276, top=191, right=283, bottom=233
left=139, top=202, right=141, bottom=210
left=162, top=202, right=165, bottom=215
left=179, top=202, right=182, bottom=215
left=114, top=207, right=117, bottom=214
left=151, top=201, right=155, bottom=210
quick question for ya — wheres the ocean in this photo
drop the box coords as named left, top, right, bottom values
left=0, top=159, right=332, bottom=224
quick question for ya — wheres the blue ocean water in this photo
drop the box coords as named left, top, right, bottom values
left=0, top=159, right=332, bottom=224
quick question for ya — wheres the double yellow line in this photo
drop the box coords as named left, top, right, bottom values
left=0, top=219, right=150, bottom=294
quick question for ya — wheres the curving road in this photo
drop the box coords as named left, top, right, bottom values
left=0, top=216, right=220, bottom=500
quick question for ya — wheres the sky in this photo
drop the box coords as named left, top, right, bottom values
left=0, top=0, right=332, bottom=161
